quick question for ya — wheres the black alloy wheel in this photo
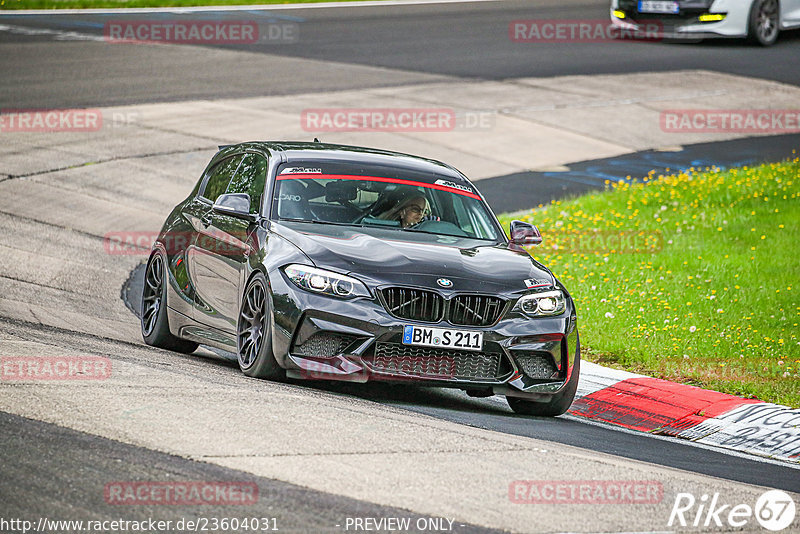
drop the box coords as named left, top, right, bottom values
left=748, top=0, right=780, bottom=46
left=141, top=251, right=198, bottom=353
left=141, top=253, right=164, bottom=337
left=237, top=273, right=283, bottom=379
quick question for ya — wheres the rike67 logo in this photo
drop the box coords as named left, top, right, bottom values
left=669, top=490, right=796, bottom=531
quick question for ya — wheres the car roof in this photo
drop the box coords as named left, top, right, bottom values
left=224, top=141, right=471, bottom=184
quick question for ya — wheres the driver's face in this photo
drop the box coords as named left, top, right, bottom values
left=401, top=201, right=427, bottom=227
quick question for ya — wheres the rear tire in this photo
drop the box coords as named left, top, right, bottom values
left=237, top=273, right=284, bottom=380
left=141, top=251, right=199, bottom=354
left=506, top=357, right=580, bottom=417
left=747, top=0, right=780, bottom=46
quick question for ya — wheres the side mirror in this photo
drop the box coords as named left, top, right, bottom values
left=213, top=193, right=257, bottom=222
left=510, top=220, right=542, bottom=246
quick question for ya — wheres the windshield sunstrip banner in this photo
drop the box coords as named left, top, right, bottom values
left=276, top=173, right=480, bottom=200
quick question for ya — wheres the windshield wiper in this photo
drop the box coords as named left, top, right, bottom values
left=360, top=217, right=401, bottom=229
left=281, top=218, right=357, bottom=227
left=404, top=227, right=495, bottom=241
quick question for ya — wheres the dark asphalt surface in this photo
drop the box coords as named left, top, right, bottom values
left=218, top=0, right=800, bottom=84
left=1, top=0, right=800, bottom=108
left=0, top=411, right=501, bottom=534
left=310, top=382, right=800, bottom=495
left=480, top=133, right=800, bottom=212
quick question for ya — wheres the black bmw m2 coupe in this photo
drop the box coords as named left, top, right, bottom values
left=141, top=142, right=580, bottom=416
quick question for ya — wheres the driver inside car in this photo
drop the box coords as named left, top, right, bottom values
left=377, top=190, right=431, bottom=228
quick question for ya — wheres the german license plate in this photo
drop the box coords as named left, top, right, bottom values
left=402, top=325, right=483, bottom=351
left=638, top=0, right=679, bottom=14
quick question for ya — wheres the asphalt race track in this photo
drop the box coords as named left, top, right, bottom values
left=0, top=411, right=500, bottom=534
left=1, top=0, right=800, bottom=532
left=479, top=134, right=800, bottom=211
left=1, top=0, right=800, bottom=108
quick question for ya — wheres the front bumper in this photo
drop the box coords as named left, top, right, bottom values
left=610, top=0, right=748, bottom=39
left=268, top=271, right=580, bottom=401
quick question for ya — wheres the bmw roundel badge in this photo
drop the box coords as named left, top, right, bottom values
left=437, top=278, right=453, bottom=288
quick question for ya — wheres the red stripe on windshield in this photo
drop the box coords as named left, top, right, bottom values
left=277, top=173, right=481, bottom=200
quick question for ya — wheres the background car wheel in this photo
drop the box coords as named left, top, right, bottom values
left=506, top=358, right=580, bottom=417
left=237, top=273, right=284, bottom=380
left=141, top=251, right=199, bottom=354
left=748, top=0, right=780, bottom=46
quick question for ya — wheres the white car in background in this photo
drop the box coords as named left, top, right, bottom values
left=610, top=0, right=800, bottom=45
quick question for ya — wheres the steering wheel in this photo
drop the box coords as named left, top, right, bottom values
left=412, top=219, right=468, bottom=237
left=351, top=212, right=370, bottom=224
left=350, top=200, right=383, bottom=224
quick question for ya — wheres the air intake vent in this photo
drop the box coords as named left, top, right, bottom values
left=381, top=287, right=444, bottom=323
left=372, top=342, right=503, bottom=380
left=514, top=352, right=558, bottom=379
left=293, top=332, right=358, bottom=359
left=449, top=295, right=505, bottom=326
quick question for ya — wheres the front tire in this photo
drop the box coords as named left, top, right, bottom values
left=141, top=251, right=199, bottom=354
left=237, top=273, right=284, bottom=379
left=748, top=0, right=780, bottom=46
left=506, top=358, right=580, bottom=417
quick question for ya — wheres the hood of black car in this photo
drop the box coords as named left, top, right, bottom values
left=272, top=221, right=555, bottom=295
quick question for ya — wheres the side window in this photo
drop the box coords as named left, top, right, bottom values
left=226, top=154, right=268, bottom=214
left=199, top=156, right=242, bottom=204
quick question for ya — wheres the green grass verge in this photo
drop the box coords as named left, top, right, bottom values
left=498, top=159, right=800, bottom=408
left=1, top=0, right=370, bottom=9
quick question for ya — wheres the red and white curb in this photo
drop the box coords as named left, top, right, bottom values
left=568, top=362, right=800, bottom=464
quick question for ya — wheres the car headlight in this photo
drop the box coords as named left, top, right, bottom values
left=516, top=290, right=566, bottom=317
left=283, top=264, right=371, bottom=299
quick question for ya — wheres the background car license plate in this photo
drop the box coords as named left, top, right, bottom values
left=638, top=0, right=679, bottom=14
left=403, top=325, right=483, bottom=351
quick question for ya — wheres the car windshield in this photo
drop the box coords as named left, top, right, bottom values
left=271, top=164, right=501, bottom=241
